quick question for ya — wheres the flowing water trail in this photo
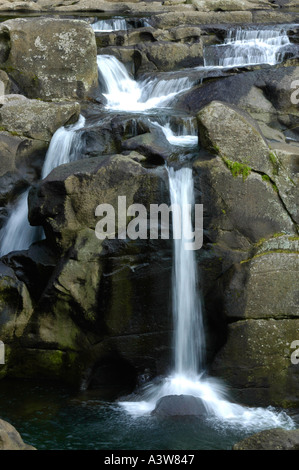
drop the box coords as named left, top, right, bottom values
left=97, top=55, right=194, bottom=111
left=0, top=115, right=86, bottom=257
left=203, top=25, right=295, bottom=68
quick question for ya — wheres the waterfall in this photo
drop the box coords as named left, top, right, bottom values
left=91, top=18, right=127, bottom=32
left=97, top=55, right=193, bottom=111
left=151, top=120, right=198, bottom=147
left=168, top=167, right=204, bottom=376
left=0, top=115, right=86, bottom=257
left=204, top=26, right=292, bottom=67
left=0, top=189, right=43, bottom=257
left=42, top=114, right=86, bottom=179
left=120, top=144, right=294, bottom=432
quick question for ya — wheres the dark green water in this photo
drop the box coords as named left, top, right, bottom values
left=0, top=378, right=298, bottom=450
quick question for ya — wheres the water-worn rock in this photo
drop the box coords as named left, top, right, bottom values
left=28, top=152, right=168, bottom=252
left=0, top=152, right=173, bottom=386
left=196, top=99, right=299, bottom=224
left=0, top=98, right=80, bottom=191
left=211, top=317, right=299, bottom=407
left=0, top=98, right=80, bottom=142
left=152, top=395, right=207, bottom=417
left=0, top=18, right=98, bottom=100
left=0, top=419, right=35, bottom=450
left=197, top=100, right=273, bottom=174
left=233, top=429, right=299, bottom=450
left=191, top=0, right=271, bottom=11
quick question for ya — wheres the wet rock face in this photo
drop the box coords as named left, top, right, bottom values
left=0, top=419, right=36, bottom=450
left=151, top=395, right=208, bottom=417
left=233, top=428, right=299, bottom=450
left=193, top=99, right=299, bottom=407
left=0, top=18, right=98, bottom=100
left=0, top=153, right=173, bottom=385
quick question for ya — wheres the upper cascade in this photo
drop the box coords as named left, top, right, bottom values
left=204, top=25, right=295, bottom=67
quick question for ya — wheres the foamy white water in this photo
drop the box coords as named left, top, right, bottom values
left=121, top=373, right=294, bottom=432
left=97, top=55, right=193, bottom=111
left=151, top=121, right=198, bottom=147
left=42, top=114, right=86, bottom=179
left=203, top=26, right=292, bottom=68
left=91, top=18, right=127, bottom=32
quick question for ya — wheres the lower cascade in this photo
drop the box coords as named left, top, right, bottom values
left=120, top=166, right=294, bottom=431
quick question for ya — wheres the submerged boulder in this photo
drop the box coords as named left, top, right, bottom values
left=152, top=395, right=208, bottom=417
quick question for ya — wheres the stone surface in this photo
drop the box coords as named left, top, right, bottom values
left=0, top=99, right=80, bottom=142
left=0, top=18, right=98, bottom=100
left=0, top=419, right=36, bottom=450
left=152, top=395, right=208, bottom=417
left=211, top=318, right=299, bottom=407
left=233, top=428, right=299, bottom=450
left=197, top=100, right=272, bottom=174
left=0, top=153, right=172, bottom=385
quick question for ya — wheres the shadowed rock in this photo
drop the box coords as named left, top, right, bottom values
left=151, top=394, right=208, bottom=417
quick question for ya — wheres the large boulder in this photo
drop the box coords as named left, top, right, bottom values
left=0, top=18, right=98, bottom=100
left=191, top=100, right=299, bottom=406
left=152, top=395, right=208, bottom=417
left=0, top=97, right=81, bottom=201
left=0, top=153, right=173, bottom=386
left=0, top=419, right=35, bottom=450
left=28, top=152, right=168, bottom=252
left=196, top=100, right=299, bottom=224
left=176, top=65, right=299, bottom=130
left=233, top=428, right=299, bottom=450
left=197, top=100, right=273, bottom=174
left=0, top=97, right=80, bottom=142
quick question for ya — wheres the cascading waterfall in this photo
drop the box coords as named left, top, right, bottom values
left=168, top=167, right=205, bottom=376
left=95, top=52, right=295, bottom=430
left=97, top=55, right=194, bottom=111
left=0, top=189, right=43, bottom=257
left=120, top=165, right=294, bottom=432
left=42, top=114, right=86, bottom=179
left=0, top=115, right=86, bottom=257
left=91, top=17, right=127, bottom=32
left=203, top=26, right=293, bottom=67
left=151, top=120, right=198, bottom=147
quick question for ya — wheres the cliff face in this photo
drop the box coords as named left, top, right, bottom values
left=0, top=4, right=298, bottom=408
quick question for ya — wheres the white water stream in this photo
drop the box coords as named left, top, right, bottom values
left=97, top=55, right=194, bottom=111
left=203, top=26, right=293, bottom=68
left=96, top=46, right=296, bottom=430
left=0, top=116, right=86, bottom=257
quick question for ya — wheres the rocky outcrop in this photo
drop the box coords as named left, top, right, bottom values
left=0, top=153, right=172, bottom=387
left=0, top=97, right=80, bottom=210
left=0, top=0, right=298, bottom=26
left=233, top=428, right=299, bottom=450
left=0, top=98, right=80, bottom=142
left=193, top=99, right=299, bottom=407
left=0, top=418, right=35, bottom=450
left=0, top=18, right=98, bottom=100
